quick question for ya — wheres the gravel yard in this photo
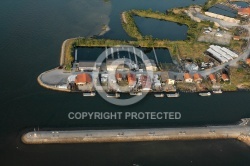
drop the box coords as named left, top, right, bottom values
left=198, top=29, right=232, bottom=45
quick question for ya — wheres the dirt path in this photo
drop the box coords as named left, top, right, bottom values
left=121, top=12, right=127, bottom=24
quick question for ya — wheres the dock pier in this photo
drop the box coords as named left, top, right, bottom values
left=133, top=47, right=138, bottom=65
left=153, top=47, right=159, bottom=65
left=74, top=49, right=78, bottom=62
left=22, top=119, right=250, bottom=145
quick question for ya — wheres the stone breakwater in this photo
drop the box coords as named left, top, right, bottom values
left=60, top=38, right=76, bottom=66
left=22, top=119, right=250, bottom=145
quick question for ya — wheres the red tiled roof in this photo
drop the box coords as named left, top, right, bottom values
left=209, top=74, right=216, bottom=81
left=140, top=75, right=151, bottom=88
left=193, top=73, right=202, bottom=81
left=75, top=73, right=92, bottom=84
left=184, top=73, right=191, bottom=80
left=233, top=36, right=240, bottom=40
left=238, top=8, right=250, bottom=15
left=246, top=58, right=250, bottom=64
left=221, top=74, right=229, bottom=81
left=128, top=73, right=136, bottom=86
left=116, top=73, right=122, bottom=79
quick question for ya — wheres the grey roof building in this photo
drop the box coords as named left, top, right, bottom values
left=78, top=61, right=97, bottom=71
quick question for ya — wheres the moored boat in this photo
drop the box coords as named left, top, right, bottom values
left=130, top=92, right=143, bottom=96
left=199, top=92, right=211, bottom=96
left=154, top=93, right=164, bottom=97
left=166, top=93, right=180, bottom=98
left=83, top=92, right=96, bottom=97
left=213, top=89, right=222, bottom=94
left=106, top=93, right=120, bottom=98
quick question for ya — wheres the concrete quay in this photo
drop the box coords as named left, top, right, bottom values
left=37, top=68, right=71, bottom=92
left=22, top=119, right=250, bottom=145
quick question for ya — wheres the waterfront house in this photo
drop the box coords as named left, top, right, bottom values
left=184, top=73, right=193, bottom=83
left=209, top=74, right=216, bottom=84
left=233, top=36, right=240, bottom=41
left=78, top=61, right=96, bottom=71
left=140, top=75, right=152, bottom=91
left=238, top=8, right=250, bottom=16
left=106, top=59, right=130, bottom=71
left=153, top=75, right=161, bottom=88
left=167, top=79, right=175, bottom=85
left=101, top=74, right=108, bottom=84
left=75, top=73, right=92, bottom=85
left=160, top=72, right=168, bottom=83
left=161, top=72, right=175, bottom=85
left=221, top=74, right=229, bottom=82
left=246, top=58, right=250, bottom=66
left=116, top=73, right=122, bottom=82
left=193, top=73, right=203, bottom=83
left=127, top=73, right=136, bottom=88
left=75, top=73, right=93, bottom=91
left=144, top=59, right=157, bottom=72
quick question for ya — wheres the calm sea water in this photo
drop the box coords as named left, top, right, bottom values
left=77, top=47, right=172, bottom=63
left=208, top=6, right=237, bottom=17
left=1, top=0, right=250, bottom=165
left=233, top=2, right=249, bottom=8
left=134, top=16, right=188, bottom=40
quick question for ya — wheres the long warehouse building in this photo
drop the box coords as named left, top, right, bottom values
left=207, top=48, right=228, bottom=63
left=221, top=47, right=238, bottom=58
left=207, top=45, right=239, bottom=63
left=210, top=45, right=233, bottom=61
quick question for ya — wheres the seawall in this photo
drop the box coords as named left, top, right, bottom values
left=22, top=119, right=250, bottom=145
left=60, top=38, right=76, bottom=66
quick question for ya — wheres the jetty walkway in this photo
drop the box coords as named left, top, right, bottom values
left=22, top=118, right=250, bottom=145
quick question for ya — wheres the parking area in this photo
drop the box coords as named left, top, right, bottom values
left=198, top=29, right=232, bottom=45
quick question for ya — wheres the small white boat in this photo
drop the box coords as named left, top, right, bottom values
left=213, top=90, right=222, bottom=94
left=166, top=93, right=180, bottom=98
left=106, top=93, right=120, bottom=98
left=199, top=92, right=211, bottom=96
left=130, top=92, right=142, bottom=96
left=154, top=93, right=164, bottom=97
left=83, top=92, right=96, bottom=97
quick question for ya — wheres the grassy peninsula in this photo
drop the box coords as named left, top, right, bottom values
left=62, top=8, right=214, bottom=67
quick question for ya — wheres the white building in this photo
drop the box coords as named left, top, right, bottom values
left=207, top=48, right=228, bottom=63
left=221, top=47, right=238, bottom=58
left=78, top=61, right=97, bottom=71
left=167, top=79, right=175, bottom=85
left=67, top=75, right=77, bottom=83
left=144, top=59, right=157, bottom=71
left=207, top=45, right=238, bottom=63
left=106, top=59, right=130, bottom=71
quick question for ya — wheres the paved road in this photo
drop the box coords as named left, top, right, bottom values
left=40, top=69, right=71, bottom=85
left=194, top=12, right=250, bottom=76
